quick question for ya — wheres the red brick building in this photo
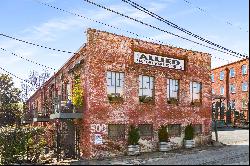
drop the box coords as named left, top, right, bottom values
left=24, top=28, right=212, bottom=159
left=211, top=59, right=249, bottom=124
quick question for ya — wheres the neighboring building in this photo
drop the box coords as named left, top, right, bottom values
left=24, top=28, right=212, bottom=159
left=211, top=59, right=249, bottom=124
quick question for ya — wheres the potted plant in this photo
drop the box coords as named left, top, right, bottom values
left=108, top=93, right=123, bottom=103
left=139, top=95, right=154, bottom=103
left=167, top=98, right=178, bottom=105
left=127, top=125, right=140, bottom=156
left=184, top=124, right=195, bottom=148
left=191, top=99, right=201, bottom=106
left=158, top=125, right=171, bottom=152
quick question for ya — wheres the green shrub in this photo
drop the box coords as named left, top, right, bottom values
left=128, top=125, right=140, bottom=145
left=184, top=124, right=194, bottom=140
left=0, top=125, right=47, bottom=164
left=158, top=125, right=169, bottom=142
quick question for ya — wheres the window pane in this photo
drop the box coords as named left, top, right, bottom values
left=242, top=65, right=247, bottom=75
left=193, top=124, right=202, bottom=135
left=242, top=82, right=248, bottom=91
left=108, top=124, right=125, bottom=139
left=139, top=75, right=154, bottom=97
left=220, top=71, right=224, bottom=80
left=107, top=71, right=124, bottom=95
left=168, top=124, right=181, bottom=137
left=211, top=74, right=214, bottom=82
left=167, top=79, right=179, bottom=99
left=220, top=86, right=224, bottom=95
left=138, top=124, right=153, bottom=137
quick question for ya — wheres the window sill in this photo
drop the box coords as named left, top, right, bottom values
left=167, top=100, right=179, bottom=105
left=191, top=102, right=202, bottom=107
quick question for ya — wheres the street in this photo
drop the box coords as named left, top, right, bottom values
left=70, top=128, right=249, bottom=165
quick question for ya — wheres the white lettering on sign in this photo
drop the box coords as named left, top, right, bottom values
left=134, top=52, right=185, bottom=70
left=90, top=124, right=107, bottom=133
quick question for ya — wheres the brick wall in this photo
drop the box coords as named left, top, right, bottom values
left=27, top=28, right=212, bottom=159
left=212, top=59, right=249, bottom=123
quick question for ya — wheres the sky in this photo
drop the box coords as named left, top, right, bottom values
left=0, top=0, right=249, bottom=97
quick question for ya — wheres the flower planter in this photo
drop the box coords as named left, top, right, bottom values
left=184, top=139, right=195, bottom=148
left=127, top=145, right=140, bottom=156
left=159, top=142, right=171, bottom=152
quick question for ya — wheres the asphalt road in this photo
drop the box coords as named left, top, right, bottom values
left=70, top=128, right=249, bottom=165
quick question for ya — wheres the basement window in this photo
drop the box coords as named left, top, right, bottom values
left=138, top=124, right=153, bottom=137
left=167, top=124, right=181, bottom=137
left=108, top=124, right=125, bottom=140
left=193, top=124, right=202, bottom=135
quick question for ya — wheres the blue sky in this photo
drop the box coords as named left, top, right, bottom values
left=0, top=0, right=249, bottom=95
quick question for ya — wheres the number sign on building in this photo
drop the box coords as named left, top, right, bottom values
left=134, top=52, right=185, bottom=70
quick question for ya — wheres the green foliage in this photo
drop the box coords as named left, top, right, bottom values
left=184, top=124, right=194, bottom=140
left=139, top=96, right=154, bottom=103
left=72, top=76, right=83, bottom=109
left=0, top=125, right=47, bottom=164
left=158, top=125, right=169, bottom=142
left=128, top=125, right=140, bottom=145
left=0, top=74, right=22, bottom=127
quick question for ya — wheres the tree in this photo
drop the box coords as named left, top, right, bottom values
left=20, top=69, right=50, bottom=101
left=0, top=73, right=22, bottom=127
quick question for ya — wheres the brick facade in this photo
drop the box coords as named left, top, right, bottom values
left=211, top=59, right=249, bottom=123
left=26, top=28, right=212, bottom=159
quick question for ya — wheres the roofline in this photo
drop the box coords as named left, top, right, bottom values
left=87, top=28, right=212, bottom=58
left=211, top=58, right=249, bottom=71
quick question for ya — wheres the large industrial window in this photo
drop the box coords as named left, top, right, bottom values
left=242, top=65, right=247, bottom=75
left=229, top=68, right=235, bottom=78
left=139, top=75, right=154, bottom=97
left=190, top=82, right=201, bottom=103
left=167, top=79, right=179, bottom=102
left=108, top=124, right=125, bottom=139
left=138, top=124, right=153, bottom=137
left=220, top=71, right=224, bottom=80
left=167, top=124, right=181, bottom=137
left=193, top=124, right=202, bottom=135
left=107, top=71, right=124, bottom=96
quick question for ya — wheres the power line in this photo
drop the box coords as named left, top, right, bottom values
left=0, top=47, right=56, bottom=71
left=0, top=66, right=32, bottom=85
left=34, top=0, right=243, bottom=60
left=0, top=33, right=77, bottom=55
left=121, top=0, right=248, bottom=58
left=33, top=0, right=175, bottom=47
left=82, top=0, right=246, bottom=59
left=182, top=0, right=248, bottom=33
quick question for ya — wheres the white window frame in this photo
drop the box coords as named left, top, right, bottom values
left=107, top=71, right=124, bottom=96
left=242, top=82, right=248, bottom=92
left=167, top=79, right=179, bottom=100
left=190, top=81, right=202, bottom=102
left=139, top=75, right=154, bottom=97
left=220, top=86, right=224, bottom=95
left=220, top=71, right=224, bottom=81
left=242, top=65, right=247, bottom=75
left=229, top=68, right=235, bottom=78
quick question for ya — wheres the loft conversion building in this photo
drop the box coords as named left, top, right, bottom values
left=211, top=59, right=249, bottom=124
left=24, top=28, right=212, bottom=159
